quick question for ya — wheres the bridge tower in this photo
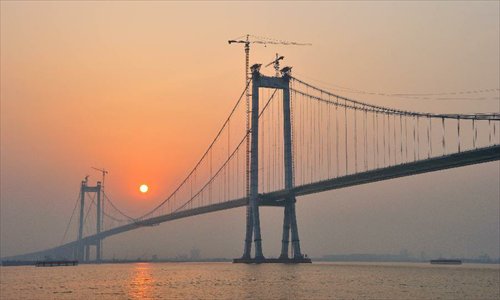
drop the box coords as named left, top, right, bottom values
left=237, top=64, right=309, bottom=263
left=76, top=180, right=103, bottom=262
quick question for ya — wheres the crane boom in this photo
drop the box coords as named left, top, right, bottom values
left=228, top=34, right=311, bottom=81
left=229, top=34, right=312, bottom=46
left=265, top=54, right=285, bottom=76
left=91, top=167, right=108, bottom=188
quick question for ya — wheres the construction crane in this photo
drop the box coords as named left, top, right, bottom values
left=91, top=167, right=108, bottom=188
left=265, top=54, right=285, bottom=76
left=91, top=167, right=108, bottom=233
left=228, top=34, right=311, bottom=82
left=227, top=34, right=311, bottom=200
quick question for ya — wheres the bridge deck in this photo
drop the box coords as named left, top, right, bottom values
left=3, top=145, right=499, bottom=261
left=262, top=145, right=500, bottom=205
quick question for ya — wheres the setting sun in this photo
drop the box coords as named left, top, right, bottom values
left=139, top=184, right=149, bottom=194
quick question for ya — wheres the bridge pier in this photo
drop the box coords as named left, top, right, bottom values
left=236, top=64, right=309, bottom=264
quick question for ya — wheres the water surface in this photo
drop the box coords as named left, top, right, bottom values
left=1, top=262, right=499, bottom=299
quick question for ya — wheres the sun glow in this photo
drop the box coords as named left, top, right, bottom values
left=139, top=184, right=149, bottom=194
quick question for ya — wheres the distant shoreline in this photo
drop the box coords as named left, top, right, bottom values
left=2, top=257, right=499, bottom=267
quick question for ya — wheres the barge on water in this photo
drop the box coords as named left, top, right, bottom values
left=430, top=259, right=462, bottom=265
left=35, top=260, right=78, bottom=267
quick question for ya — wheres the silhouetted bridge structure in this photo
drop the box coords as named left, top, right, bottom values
left=4, top=65, right=500, bottom=263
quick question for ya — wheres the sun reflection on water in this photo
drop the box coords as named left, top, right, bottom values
left=128, top=263, right=155, bottom=299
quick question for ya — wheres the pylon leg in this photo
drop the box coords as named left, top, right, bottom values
left=289, top=198, right=302, bottom=258
left=252, top=199, right=264, bottom=260
left=249, top=68, right=264, bottom=261
left=279, top=203, right=291, bottom=259
left=96, top=240, right=101, bottom=262
left=242, top=204, right=253, bottom=259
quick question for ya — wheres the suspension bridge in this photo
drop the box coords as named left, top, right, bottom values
left=4, top=64, right=500, bottom=263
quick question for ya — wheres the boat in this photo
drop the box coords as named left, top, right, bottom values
left=35, top=260, right=78, bottom=267
left=430, top=259, right=462, bottom=265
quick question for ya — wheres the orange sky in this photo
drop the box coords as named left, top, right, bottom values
left=1, top=2, right=499, bottom=258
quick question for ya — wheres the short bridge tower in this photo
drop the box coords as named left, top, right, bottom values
left=75, top=178, right=103, bottom=262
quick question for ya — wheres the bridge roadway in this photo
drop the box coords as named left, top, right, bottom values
left=4, top=145, right=499, bottom=261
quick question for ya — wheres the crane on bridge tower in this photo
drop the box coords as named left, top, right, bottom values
left=228, top=34, right=311, bottom=84
left=227, top=33, right=311, bottom=206
left=91, top=167, right=108, bottom=189
left=228, top=35, right=311, bottom=262
left=265, top=54, right=285, bottom=77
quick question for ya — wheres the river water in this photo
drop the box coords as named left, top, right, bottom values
left=1, top=262, right=499, bottom=299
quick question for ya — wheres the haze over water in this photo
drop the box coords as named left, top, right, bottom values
left=1, top=262, right=499, bottom=300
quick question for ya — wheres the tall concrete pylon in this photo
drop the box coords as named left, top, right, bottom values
left=238, top=64, right=307, bottom=263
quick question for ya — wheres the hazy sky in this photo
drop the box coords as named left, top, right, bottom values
left=1, top=2, right=499, bottom=259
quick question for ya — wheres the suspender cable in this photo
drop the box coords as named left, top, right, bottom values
left=345, top=98, right=348, bottom=175
left=376, top=112, right=379, bottom=168
left=373, top=111, right=376, bottom=169
left=494, top=121, right=497, bottom=144
left=393, top=114, right=396, bottom=165
left=365, top=109, right=368, bottom=171
left=319, top=91, right=323, bottom=179
left=327, top=95, right=331, bottom=178
left=413, top=116, right=417, bottom=162
left=399, top=114, right=403, bottom=164
left=336, top=97, right=339, bottom=177
left=354, top=104, right=358, bottom=173
left=417, top=116, right=420, bottom=160
left=427, top=117, right=431, bottom=158
left=405, top=116, right=408, bottom=162
left=383, top=112, right=386, bottom=166
left=387, top=113, right=391, bottom=165
left=489, top=120, right=492, bottom=145
left=473, top=119, right=477, bottom=149
left=442, top=117, right=446, bottom=155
